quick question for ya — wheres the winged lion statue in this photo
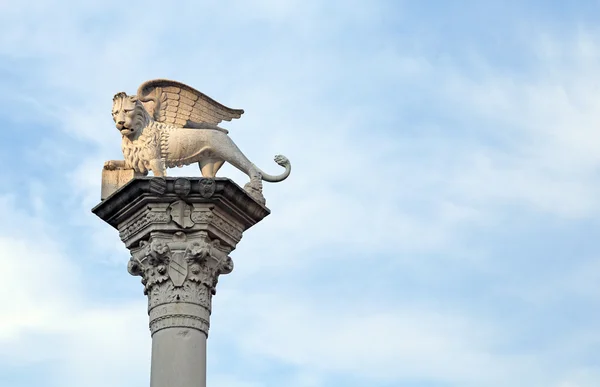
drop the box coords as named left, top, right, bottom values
left=104, top=79, right=291, bottom=205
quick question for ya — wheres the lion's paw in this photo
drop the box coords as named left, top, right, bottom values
left=244, top=182, right=266, bottom=205
left=104, top=160, right=117, bottom=170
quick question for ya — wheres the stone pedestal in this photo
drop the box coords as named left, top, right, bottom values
left=92, top=177, right=270, bottom=387
left=101, top=168, right=144, bottom=200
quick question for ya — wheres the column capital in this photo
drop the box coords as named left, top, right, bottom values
left=92, top=177, right=270, bottom=336
left=128, top=230, right=232, bottom=336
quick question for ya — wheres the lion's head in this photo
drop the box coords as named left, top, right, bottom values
left=112, top=92, right=150, bottom=137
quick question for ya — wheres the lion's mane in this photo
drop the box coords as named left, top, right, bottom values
left=120, top=100, right=160, bottom=174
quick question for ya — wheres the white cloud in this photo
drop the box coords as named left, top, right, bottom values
left=0, top=194, right=151, bottom=386
left=427, top=35, right=600, bottom=218
left=210, top=289, right=595, bottom=387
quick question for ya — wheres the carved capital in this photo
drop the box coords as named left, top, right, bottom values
left=92, top=178, right=271, bottom=338
left=128, top=231, right=233, bottom=336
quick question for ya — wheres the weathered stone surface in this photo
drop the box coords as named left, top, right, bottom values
left=92, top=177, right=269, bottom=387
left=127, top=229, right=232, bottom=337
left=103, top=79, right=292, bottom=205
left=101, top=168, right=143, bottom=200
left=150, top=328, right=207, bottom=387
left=93, top=177, right=268, bottom=248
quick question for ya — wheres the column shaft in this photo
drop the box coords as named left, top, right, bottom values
left=150, top=328, right=207, bottom=387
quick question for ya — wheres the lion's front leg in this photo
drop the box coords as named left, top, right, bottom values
left=149, top=159, right=167, bottom=177
left=104, top=160, right=127, bottom=171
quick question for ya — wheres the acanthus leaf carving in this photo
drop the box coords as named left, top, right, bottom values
left=126, top=230, right=233, bottom=334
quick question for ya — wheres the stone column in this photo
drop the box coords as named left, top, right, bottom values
left=92, top=177, right=270, bottom=387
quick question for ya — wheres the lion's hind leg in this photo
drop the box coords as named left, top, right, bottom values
left=213, top=160, right=225, bottom=175
left=243, top=165, right=265, bottom=205
left=198, top=159, right=224, bottom=178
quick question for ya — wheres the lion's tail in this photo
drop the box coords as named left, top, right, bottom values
left=254, top=155, right=291, bottom=183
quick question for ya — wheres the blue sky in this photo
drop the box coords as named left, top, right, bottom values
left=1, top=0, right=600, bottom=386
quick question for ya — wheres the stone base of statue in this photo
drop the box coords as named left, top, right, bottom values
left=92, top=177, right=269, bottom=387
left=101, top=168, right=145, bottom=200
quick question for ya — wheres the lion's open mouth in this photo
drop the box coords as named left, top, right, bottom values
left=119, top=127, right=133, bottom=136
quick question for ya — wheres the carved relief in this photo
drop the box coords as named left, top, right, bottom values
left=174, top=178, right=191, bottom=197
left=212, top=214, right=243, bottom=240
left=191, top=209, right=214, bottom=223
left=168, top=200, right=193, bottom=228
left=119, top=209, right=170, bottom=240
left=198, top=178, right=216, bottom=198
left=127, top=230, right=233, bottom=335
left=147, top=211, right=170, bottom=223
left=149, top=177, right=167, bottom=195
left=168, top=252, right=188, bottom=287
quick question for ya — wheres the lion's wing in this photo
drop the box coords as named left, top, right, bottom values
left=136, top=79, right=244, bottom=128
